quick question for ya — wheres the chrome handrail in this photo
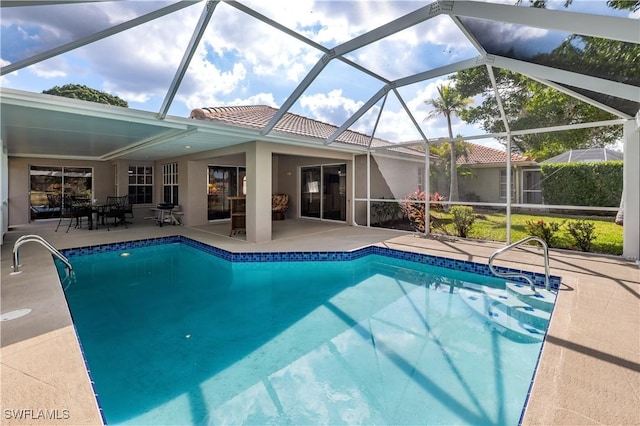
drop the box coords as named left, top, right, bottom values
left=488, top=236, right=550, bottom=291
left=11, top=235, right=73, bottom=277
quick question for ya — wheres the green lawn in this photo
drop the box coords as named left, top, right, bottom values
left=429, top=211, right=623, bottom=255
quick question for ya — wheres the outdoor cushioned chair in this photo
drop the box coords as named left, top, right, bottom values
left=272, top=194, right=288, bottom=220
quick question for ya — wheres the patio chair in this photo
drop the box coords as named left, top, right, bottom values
left=272, top=194, right=289, bottom=220
left=123, top=194, right=135, bottom=221
left=101, top=195, right=129, bottom=230
left=55, top=196, right=92, bottom=232
left=68, top=198, right=93, bottom=231
left=54, top=195, right=72, bottom=232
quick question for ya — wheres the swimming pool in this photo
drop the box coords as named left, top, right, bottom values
left=59, top=236, right=559, bottom=425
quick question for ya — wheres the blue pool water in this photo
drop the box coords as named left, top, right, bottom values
left=59, top=239, right=557, bottom=425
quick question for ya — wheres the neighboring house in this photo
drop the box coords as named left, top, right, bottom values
left=455, top=143, right=541, bottom=205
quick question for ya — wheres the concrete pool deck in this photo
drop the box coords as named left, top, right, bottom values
left=1, top=218, right=638, bottom=425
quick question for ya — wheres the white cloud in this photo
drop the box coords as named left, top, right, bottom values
left=29, top=56, right=70, bottom=79
left=177, top=61, right=249, bottom=110
left=227, top=93, right=278, bottom=108
left=299, top=89, right=367, bottom=130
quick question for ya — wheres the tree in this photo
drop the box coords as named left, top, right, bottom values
left=452, top=1, right=639, bottom=161
left=424, top=85, right=472, bottom=202
left=43, top=84, right=128, bottom=107
left=517, top=0, right=639, bottom=12
left=454, top=68, right=625, bottom=161
left=429, top=139, right=472, bottom=188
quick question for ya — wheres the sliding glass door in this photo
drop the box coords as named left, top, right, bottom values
left=29, top=165, right=93, bottom=221
left=301, top=164, right=346, bottom=221
left=207, top=166, right=246, bottom=220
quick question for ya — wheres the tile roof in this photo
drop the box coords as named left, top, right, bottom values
left=190, top=106, right=534, bottom=165
left=459, top=143, right=533, bottom=165
left=190, top=105, right=386, bottom=148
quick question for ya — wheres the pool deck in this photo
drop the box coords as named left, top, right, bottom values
left=1, top=218, right=638, bottom=425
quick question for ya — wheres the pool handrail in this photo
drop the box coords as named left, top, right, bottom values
left=488, top=236, right=551, bottom=291
left=11, top=234, right=73, bottom=277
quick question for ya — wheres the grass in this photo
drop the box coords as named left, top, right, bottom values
left=429, top=211, right=623, bottom=256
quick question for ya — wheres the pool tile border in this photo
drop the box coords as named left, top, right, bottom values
left=61, top=235, right=561, bottom=289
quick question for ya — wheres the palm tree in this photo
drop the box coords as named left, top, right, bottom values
left=425, top=84, right=472, bottom=202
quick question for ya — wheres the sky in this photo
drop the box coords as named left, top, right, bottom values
left=1, top=0, right=635, bottom=150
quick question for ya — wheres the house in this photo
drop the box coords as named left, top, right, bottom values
left=455, top=143, right=540, bottom=204
left=1, top=1, right=638, bottom=258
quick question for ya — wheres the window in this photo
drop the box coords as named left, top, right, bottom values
left=499, top=169, right=516, bottom=200
left=28, top=165, right=93, bottom=220
left=417, top=166, right=424, bottom=192
left=128, top=165, right=153, bottom=204
left=162, top=163, right=178, bottom=205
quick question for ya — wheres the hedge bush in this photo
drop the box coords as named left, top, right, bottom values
left=540, top=161, right=622, bottom=207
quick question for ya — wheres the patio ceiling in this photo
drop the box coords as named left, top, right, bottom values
left=1, top=0, right=638, bottom=161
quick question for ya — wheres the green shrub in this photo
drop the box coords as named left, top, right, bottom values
left=525, top=219, right=564, bottom=247
left=450, top=206, right=475, bottom=238
left=566, top=220, right=597, bottom=252
left=371, top=198, right=400, bottom=225
left=540, top=161, right=622, bottom=207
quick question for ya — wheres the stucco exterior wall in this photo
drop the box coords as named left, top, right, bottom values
left=155, top=141, right=354, bottom=228
left=459, top=167, right=501, bottom=203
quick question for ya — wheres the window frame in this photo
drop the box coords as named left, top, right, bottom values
left=128, top=165, right=153, bottom=205
left=162, top=163, right=179, bottom=205
left=499, top=169, right=516, bottom=200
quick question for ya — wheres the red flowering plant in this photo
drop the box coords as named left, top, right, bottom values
left=525, top=219, right=564, bottom=248
left=401, top=190, right=447, bottom=233
left=430, top=192, right=446, bottom=211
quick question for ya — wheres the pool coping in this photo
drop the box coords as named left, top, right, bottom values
left=61, top=235, right=563, bottom=290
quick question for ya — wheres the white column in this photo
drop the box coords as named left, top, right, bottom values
left=506, top=133, right=512, bottom=245
left=366, top=151, right=371, bottom=227
left=245, top=142, right=272, bottom=243
left=623, top=119, right=639, bottom=260
left=0, top=139, right=7, bottom=245
left=424, top=141, right=430, bottom=236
